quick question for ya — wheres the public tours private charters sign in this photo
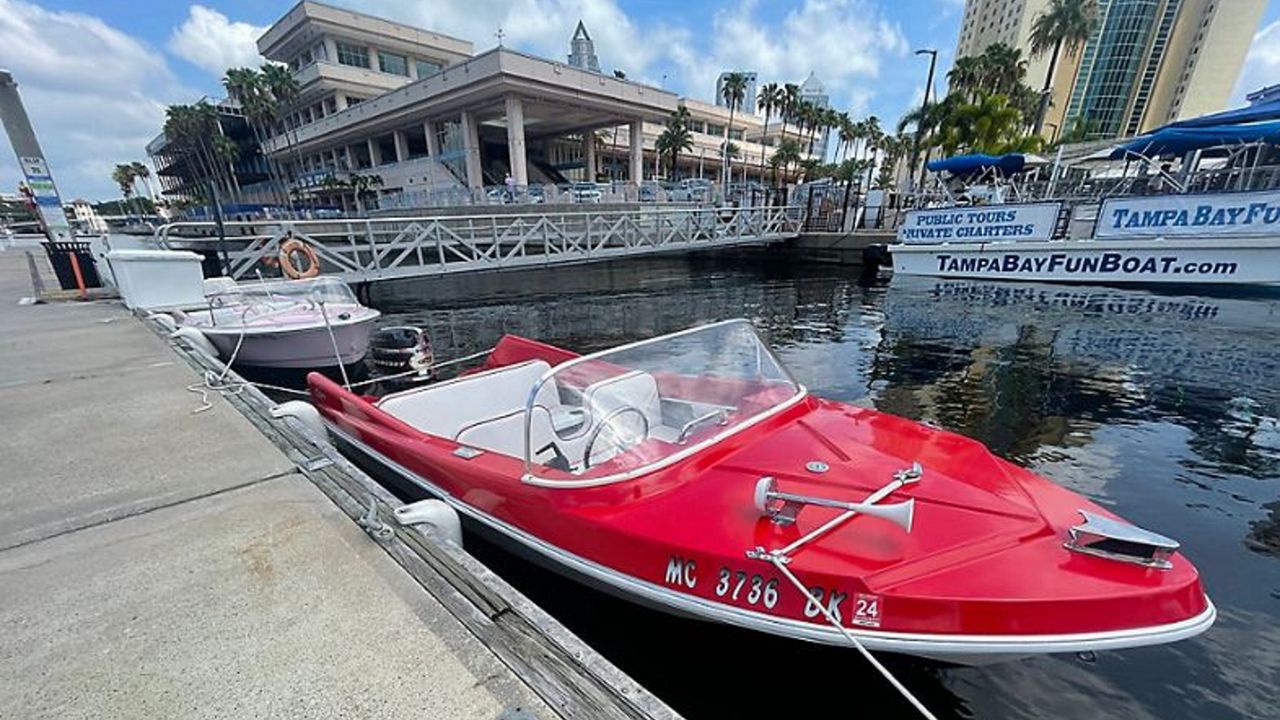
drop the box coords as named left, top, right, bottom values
left=1097, top=189, right=1280, bottom=239
left=898, top=202, right=1062, bottom=244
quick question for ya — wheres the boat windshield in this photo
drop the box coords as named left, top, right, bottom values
left=523, top=319, right=803, bottom=486
left=209, top=277, right=358, bottom=309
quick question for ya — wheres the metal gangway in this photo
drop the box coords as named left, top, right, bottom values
left=154, top=205, right=804, bottom=285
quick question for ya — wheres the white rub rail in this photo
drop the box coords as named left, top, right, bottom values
left=154, top=205, right=805, bottom=284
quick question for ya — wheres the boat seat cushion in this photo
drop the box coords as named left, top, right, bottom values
left=377, top=360, right=557, bottom=442
left=453, top=405, right=578, bottom=465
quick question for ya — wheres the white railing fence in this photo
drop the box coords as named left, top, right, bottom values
left=155, top=205, right=804, bottom=283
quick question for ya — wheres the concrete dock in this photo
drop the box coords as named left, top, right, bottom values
left=0, top=247, right=669, bottom=719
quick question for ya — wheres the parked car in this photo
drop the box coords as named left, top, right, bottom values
left=637, top=181, right=663, bottom=203
left=669, top=178, right=712, bottom=203
left=569, top=182, right=602, bottom=203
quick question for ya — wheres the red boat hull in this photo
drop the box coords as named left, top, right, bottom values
left=307, top=336, right=1213, bottom=664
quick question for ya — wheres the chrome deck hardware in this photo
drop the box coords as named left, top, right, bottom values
left=1065, top=510, right=1179, bottom=569
left=753, top=475, right=914, bottom=531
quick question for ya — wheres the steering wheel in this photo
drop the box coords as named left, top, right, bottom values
left=582, top=406, right=649, bottom=469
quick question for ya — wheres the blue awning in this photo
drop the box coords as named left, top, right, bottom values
left=926, top=153, right=1027, bottom=177
left=1109, top=121, right=1280, bottom=159
left=1164, top=98, right=1280, bottom=129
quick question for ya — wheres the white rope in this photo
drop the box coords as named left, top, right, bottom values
left=315, top=298, right=351, bottom=389
left=748, top=465, right=935, bottom=720
left=183, top=307, right=252, bottom=414
left=767, top=556, right=937, bottom=720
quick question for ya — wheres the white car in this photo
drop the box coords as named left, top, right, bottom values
left=569, top=182, right=602, bottom=203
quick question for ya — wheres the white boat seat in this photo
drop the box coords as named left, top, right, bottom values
left=580, top=370, right=679, bottom=460
left=377, top=360, right=557, bottom=445
left=453, top=405, right=579, bottom=466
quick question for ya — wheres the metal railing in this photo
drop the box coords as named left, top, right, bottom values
left=154, top=204, right=804, bottom=283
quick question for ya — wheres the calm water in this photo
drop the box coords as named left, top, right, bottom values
left=366, top=253, right=1280, bottom=720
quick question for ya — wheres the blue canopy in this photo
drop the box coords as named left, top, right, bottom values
left=1108, top=121, right=1280, bottom=159
left=1165, top=98, right=1280, bottom=129
left=926, top=153, right=1027, bottom=177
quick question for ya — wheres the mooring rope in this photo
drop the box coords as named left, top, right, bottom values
left=184, top=307, right=252, bottom=414
left=748, top=466, right=936, bottom=720
left=766, top=555, right=937, bottom=720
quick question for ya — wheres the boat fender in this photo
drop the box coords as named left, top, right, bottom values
left=170, top=326, right=218, bottom=358
left=394, top=499, right=463, bottom=547
left=279, top=238, right=320, bottom=279
left=148, top=313, right=177, bottom=332
left=270, top=400, right=326, bottom=439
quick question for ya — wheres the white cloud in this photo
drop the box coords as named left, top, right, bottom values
left=0, top=0, right=192, bottom=201
left=1233, top=19, right=1280, bottom=103
left=168, top=5, right=267, bottom=76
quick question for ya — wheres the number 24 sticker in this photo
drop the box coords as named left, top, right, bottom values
left=852, top=593, right=882, bottom=628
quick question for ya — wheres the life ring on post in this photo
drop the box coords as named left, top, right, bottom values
left=279, top=238, right=320, bottom=279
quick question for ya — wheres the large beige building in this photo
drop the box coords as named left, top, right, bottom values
left=953, top=0, right=1266, bottom=141
left=149, top=1, right=811, bottom=210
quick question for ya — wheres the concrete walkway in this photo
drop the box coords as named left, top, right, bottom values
left=0, top=247, right=554, bottom=718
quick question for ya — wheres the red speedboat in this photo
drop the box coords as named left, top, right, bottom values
left=308, top=319, right=1214, bottom=665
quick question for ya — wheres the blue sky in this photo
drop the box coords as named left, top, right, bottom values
left=2, top=0, right=1278, bottom=200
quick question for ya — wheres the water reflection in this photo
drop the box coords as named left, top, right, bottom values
left=369, top=255, right=1279, bottom=720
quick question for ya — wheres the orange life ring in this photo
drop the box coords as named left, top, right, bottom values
left=279, top=238, right=320, bottom=279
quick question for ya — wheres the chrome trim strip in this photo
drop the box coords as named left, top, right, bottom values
left=327, top=423, right=1216, bottom=660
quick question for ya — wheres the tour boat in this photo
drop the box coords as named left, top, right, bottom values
left=890, top=118, right=1280, bottom=287
left=307, top=319, right=1214, bottom=664
left=179, top=276, right=380, bottom=368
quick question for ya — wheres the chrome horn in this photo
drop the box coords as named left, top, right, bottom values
left=753, top=476, right=915, bottom=531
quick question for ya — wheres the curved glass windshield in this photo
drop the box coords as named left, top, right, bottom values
left=523, top=319, right=803, bottom=485
left=209, top=276, right=358, bottom=307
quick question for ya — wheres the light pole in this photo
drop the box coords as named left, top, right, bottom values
left=911, top=48, right=938, bottom=198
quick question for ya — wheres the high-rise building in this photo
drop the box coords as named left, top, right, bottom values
left=799, top=72, right=831, bottom=159
left=567, top=21, right=601, bottom=74
left=952, top=0, right=1265, bottom=140
left=715, top=71, right=758, bottom=115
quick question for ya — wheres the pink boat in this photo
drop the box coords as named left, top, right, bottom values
left=180, top=277, right=380, bottom=368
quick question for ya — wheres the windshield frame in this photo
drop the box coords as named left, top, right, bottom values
left=520, top=319, right=806, bottom=488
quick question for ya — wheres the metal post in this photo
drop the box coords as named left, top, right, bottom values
left=208, top=179, right=231, bottom=277
left=912, top=49, right=938, bottom=197
left=804, top=185, right=816, bottom=232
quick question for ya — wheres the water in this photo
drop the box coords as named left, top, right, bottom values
left=367, top=252, right=1280, bottom=720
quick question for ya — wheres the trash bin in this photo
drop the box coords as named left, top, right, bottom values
left=42, top=241, right=103, bottom=290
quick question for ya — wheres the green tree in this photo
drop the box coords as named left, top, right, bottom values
left=111, top=164, right=137, bottom=217
left=781, top=83, right=801, bottom=145
left=1029, top=0, right=1098, bottom=135
left=719, top=72, right=748, bottom=183
left=757, top=82, right=782, bottom=181
left=348, top=173, right=383, bottom=214
left=770, top=138, right=802, bottom=185
left=655, top=108, right=694, bottom=179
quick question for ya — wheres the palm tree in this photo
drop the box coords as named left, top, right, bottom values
left=1029, top=0, right=1098, bottom=135
left=348, top=173, right=383, bottom=214
left=129, top=161, right=155, bottom=206
left=781, top=83, right=801, bottom=144
left=655, top=109, right=694, bottom=179
left=224, top=66, right=292, bottom=208
left=947, top=56, right=981, bottom=100
left=111, top=164, right=137, bottom=217
left=719, top=72, right=748, bottom=183
left=261, top=62, right=303, bottom=205
left=757, top=82, right=781, bottom=181
left=983, top=43, right=1028, bottom=96
left=770, top=138, right=802, bottom=185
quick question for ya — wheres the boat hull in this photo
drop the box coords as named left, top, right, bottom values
left=892, top=236, right=1280, bottom=285
left=327, top=422, right=1216, bottom=666
left=202, top=317, right=377, bottom=368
